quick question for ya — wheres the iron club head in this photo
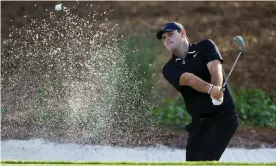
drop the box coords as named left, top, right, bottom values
left=234, top=36, right=245, bottom=50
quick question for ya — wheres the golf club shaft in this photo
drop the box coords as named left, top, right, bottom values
left=222, top=51, right=242, bottom=91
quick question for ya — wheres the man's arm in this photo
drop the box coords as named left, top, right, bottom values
left=207, top=59, right=224, bottom=99
left=179, top=72, right=213, bottom=93
left=179, top=70, right=223, bottom=99
left=207, top=60, right=223, bottom=87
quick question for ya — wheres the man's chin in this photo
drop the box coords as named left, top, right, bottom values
left=168, top=47, right=177, bottom=52
left=166, top=46, right=173, bottom=51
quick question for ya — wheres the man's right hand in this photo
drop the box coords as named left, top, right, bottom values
left=210, top=86, right=223, bottom=100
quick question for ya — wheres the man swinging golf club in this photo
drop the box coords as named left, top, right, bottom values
left=156, top=22, right=243, bottom=161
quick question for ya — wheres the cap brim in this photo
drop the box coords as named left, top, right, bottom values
left=156, top=29, right=176, bottom=40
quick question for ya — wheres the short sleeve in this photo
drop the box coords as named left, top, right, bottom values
left=162, top=64, right=185, bottom=91
left=202, top=39, right=223, bottom=64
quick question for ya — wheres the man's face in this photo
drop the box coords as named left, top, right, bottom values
left=162, top=30, right=183, bottom=52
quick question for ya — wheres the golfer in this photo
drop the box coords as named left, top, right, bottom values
left=156, top=22, right=239, bottom=161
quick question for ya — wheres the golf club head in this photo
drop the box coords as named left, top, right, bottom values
left=234, top=36, right=245, bottom=51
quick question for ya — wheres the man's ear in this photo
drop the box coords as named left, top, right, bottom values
left=181, top=30, right=189, bottom=40
left=181, top=30, right=186, bottom=38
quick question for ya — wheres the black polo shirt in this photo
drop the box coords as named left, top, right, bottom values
left=162, top=39, right=236, bottom=118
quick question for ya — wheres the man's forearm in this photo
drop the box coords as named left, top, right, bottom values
left=180, top=73, right=212, bottom=93
left=208, top=60, right=223, bottom=87
left=210, top=69, right=223, bottom=87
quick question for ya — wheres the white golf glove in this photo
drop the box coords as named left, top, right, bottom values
left=211, top=96, right=224, bottom=105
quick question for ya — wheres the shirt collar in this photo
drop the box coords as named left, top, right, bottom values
left=187, top=43, right=197, bottom=55
left=172, top=43, right=197, bottom=60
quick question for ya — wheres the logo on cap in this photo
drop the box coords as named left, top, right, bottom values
left=161, top=25, right=168, bottom=29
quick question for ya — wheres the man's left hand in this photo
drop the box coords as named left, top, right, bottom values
left=210, top=85, right=223, bottom=100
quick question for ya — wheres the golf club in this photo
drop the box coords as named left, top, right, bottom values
left=221, top=36, right=245, bottom=92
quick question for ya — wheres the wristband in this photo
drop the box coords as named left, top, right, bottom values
left=208, top=85, right=214, bottom=94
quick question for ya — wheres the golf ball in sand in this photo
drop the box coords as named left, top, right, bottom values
left=55, top=4, right=62, bottom=11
